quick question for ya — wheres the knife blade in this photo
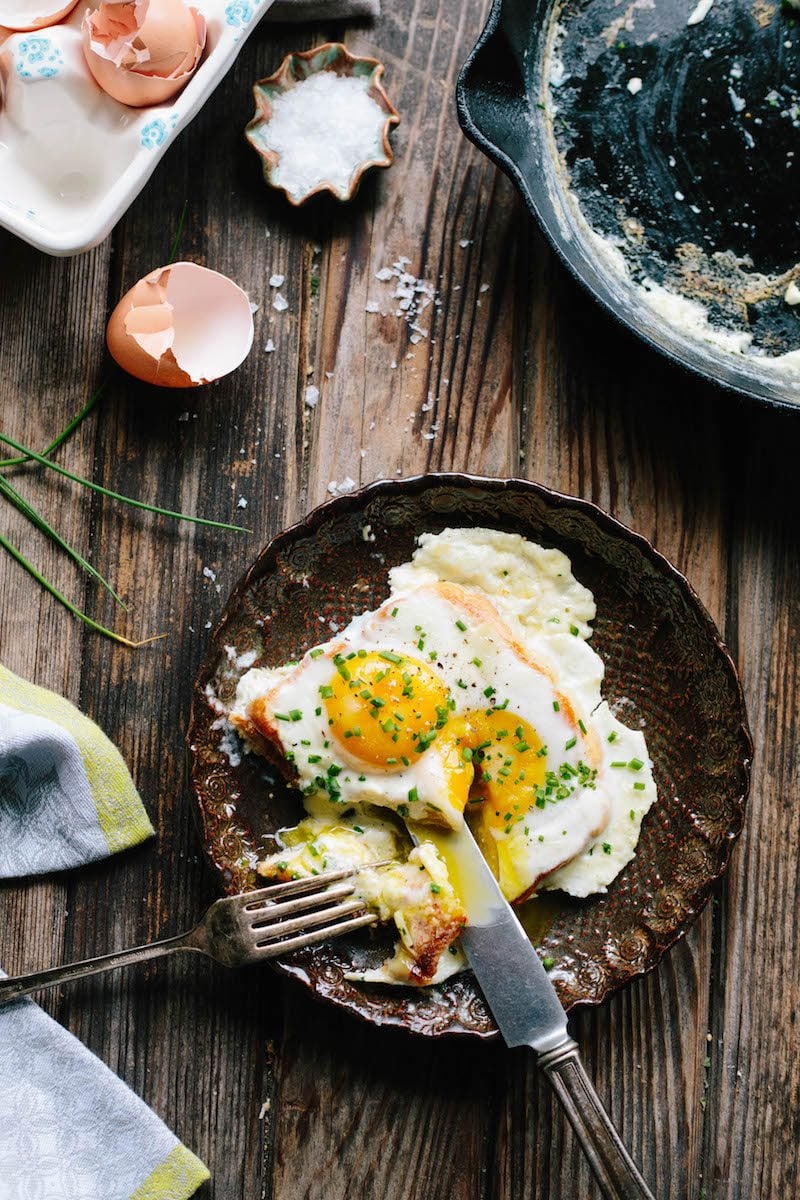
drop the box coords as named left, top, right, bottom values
left=409, top=820, right=568, bottom=1052
left=409, top=820, right=656, bottom=1200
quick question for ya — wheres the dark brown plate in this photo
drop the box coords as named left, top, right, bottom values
left=187, top=474, right=752, bottom=1038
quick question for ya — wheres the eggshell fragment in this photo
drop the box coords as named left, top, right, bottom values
left=0, top=0, right=78, bottom=32
left=82, top=0, right=205, bottom=108
left=107, top=262, right=255, bottom=388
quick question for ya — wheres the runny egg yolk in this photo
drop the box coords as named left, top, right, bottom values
left=325, top=652, right=452, bottom=768
left=440, top=709, right=548, bottom=819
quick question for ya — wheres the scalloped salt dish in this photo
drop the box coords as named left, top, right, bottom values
left=0, top=0, right=276, bottom=255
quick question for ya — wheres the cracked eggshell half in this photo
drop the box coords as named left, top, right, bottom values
left=82, top=0, right=206, bottom=108
left=0, top=0, right=79, bottom=31
left=107, top=262, right=255, bottom=388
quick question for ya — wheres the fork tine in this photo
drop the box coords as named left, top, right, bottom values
left=241, top=858, right=393, bottom=907
left=247, top=881, right=357, bottom=926
left=256, top=911, right=379, bottom=958
left=251, top=898, right=368, bottom=943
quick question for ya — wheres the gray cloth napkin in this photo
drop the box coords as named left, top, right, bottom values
left=267, top=0, right=379, bottom=19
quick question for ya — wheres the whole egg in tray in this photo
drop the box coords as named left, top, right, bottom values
left=0, top=0, right=275, bottom=253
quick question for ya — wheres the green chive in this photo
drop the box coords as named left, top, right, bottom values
left=455, top=619, right=467, bottom=632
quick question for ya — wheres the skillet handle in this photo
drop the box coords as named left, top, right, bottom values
left=538, top=1038, right=656, bottom=1200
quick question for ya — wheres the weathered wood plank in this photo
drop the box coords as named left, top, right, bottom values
left=511, top=239, right=728, bottom=1199
left=0, top=234, right=112, bottom=1029
left=703, top=404, right=800, bottom=1200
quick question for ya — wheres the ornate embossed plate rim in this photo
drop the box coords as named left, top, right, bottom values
left=188, top=473, right=753, bottom=1038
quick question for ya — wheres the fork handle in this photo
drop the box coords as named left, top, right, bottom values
left=0, top=930, right=204, bottom=1006
left=538, top=1038, right=656, bottom=1200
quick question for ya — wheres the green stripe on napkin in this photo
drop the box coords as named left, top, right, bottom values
left=0, top=664, right=154, bottom=873
left=130, top=1145, right=210, bottom=1200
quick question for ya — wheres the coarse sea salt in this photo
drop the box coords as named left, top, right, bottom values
left=264, top=72, right=388, bottom=202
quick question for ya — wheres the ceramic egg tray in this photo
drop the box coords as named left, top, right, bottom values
left=0, top=0, right=276, bottom=255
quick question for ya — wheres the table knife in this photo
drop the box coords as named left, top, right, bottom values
left=416, top=823, right=656, bottom=1200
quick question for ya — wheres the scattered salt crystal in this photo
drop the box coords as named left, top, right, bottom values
left=390, top=360, right=397, bottom=369
left=269, top=273, right=285, bottom=287
left=325, top=371, right=334, bottom=379
left=627, top=77, right=643, bottom=95
left=261, top=72, right=389, bottom=202
left=687, top=0, right=714, bottom=23
left=264, top=339, right=275, bottom=352
left=328, top=477, right=357, bottom=495
left=785, top=282, right=800, bottom=305
left=204, top=620, right=212, bottom=629
left=362, top=523, right=375, bottom=542
left=202, top=566, right=217, bottom=582
left=249, top=301, right=260, bottom=314
left=365, top=300, right=380, bottom=313
left=459, top=238, right=472, bottom=248
left=675, top=190, right=685, bottom=201
left=305, top=385, right=320, bottom=407
left=272, top=293, right=289, bottom=312
left=479, top=283, right=490, bottom=293
left=375, top=267, right=393, bottom=281
left=238, top=497, right=248, bottom=509
left=178, top=411, right=189, bottom=422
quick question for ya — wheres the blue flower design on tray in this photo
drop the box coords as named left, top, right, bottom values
left=140, top=113, right=179, bottom=149
left=140, top=119, right=168, bottom=148
left=15, top=37, right=63, bottom=80
left=225, top=0, right=253, bottom=27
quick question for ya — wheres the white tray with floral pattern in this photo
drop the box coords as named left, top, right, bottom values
left=0, top=0, right=275, bottom=256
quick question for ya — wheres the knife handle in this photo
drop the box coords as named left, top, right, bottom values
left=538, top=1038, right=656, bottom=1200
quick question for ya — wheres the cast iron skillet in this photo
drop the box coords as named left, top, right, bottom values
left=456, top=0, right=800, bottom=410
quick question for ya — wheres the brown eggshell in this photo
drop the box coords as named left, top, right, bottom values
left=81, top=0, right=206, bottom=108
left=106, top=262, right=255, bottom=389
left=0, top=0, right=79, bottom=31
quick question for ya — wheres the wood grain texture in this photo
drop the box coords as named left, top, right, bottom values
left=0, top=1, right=795, bottom=1198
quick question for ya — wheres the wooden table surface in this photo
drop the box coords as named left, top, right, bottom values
left=1, top=3, right=799, bottom=1198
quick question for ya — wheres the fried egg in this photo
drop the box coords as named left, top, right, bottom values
left=231, top=528, right=657, bottom=984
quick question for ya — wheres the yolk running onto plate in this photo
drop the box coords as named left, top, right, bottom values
left=325, top=651, right=452, bottom=768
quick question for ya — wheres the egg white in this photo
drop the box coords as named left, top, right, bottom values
left=231, top=528, right=658, bottom=984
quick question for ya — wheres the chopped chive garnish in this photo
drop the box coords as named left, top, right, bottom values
left=602, top=842, right=612, bottom=854
left=408, top=787, right=419, bottom=802
left=569, top=624, right=579, bottom=636
left=397, top=804, right=409, bottom=818
left=611, top=761, right=627, bottom=768
left=633, top=781, right=646, bottom=791
left=319, top=685, right=334, bottom=699
left=391, top=607, right=399, bottom=617
left=274, top=713, right=291, bottom=721
left=514, top=741, right=529, bottom=753
left=553, top=700, right=560, bottom=712
left=484, top=686, right=495, bottom=698
left=471, top=657, right=482, bottom=668
left=629, top=809, right=636, bottom=820
left=607, top=731, right=618, bottom=743
left=430, top=883, right=442, bottom=894
left=288, top=709, right=303, bottom=722
left=461, top=747, right=473, bottom=761
left=565, top=737, right=577, bottom=750
left=379, top=650, right=403, bottom=664
left=455, top=619, right=467, bottom=632
left=628, top=758, right=644, bottom=771
left=578, top=719, right=586, bottom=734
left=542, top=956, right=555, bottom=970
left=308, top=755, right=321, bottom=763
left=310, top=648, right=324, bottom=658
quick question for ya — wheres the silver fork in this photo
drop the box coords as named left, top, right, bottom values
left=0, top=865, right=381, bottom=1006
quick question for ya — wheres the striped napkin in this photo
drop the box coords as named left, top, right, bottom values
left=0, top=665, right=209, bottom=1200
